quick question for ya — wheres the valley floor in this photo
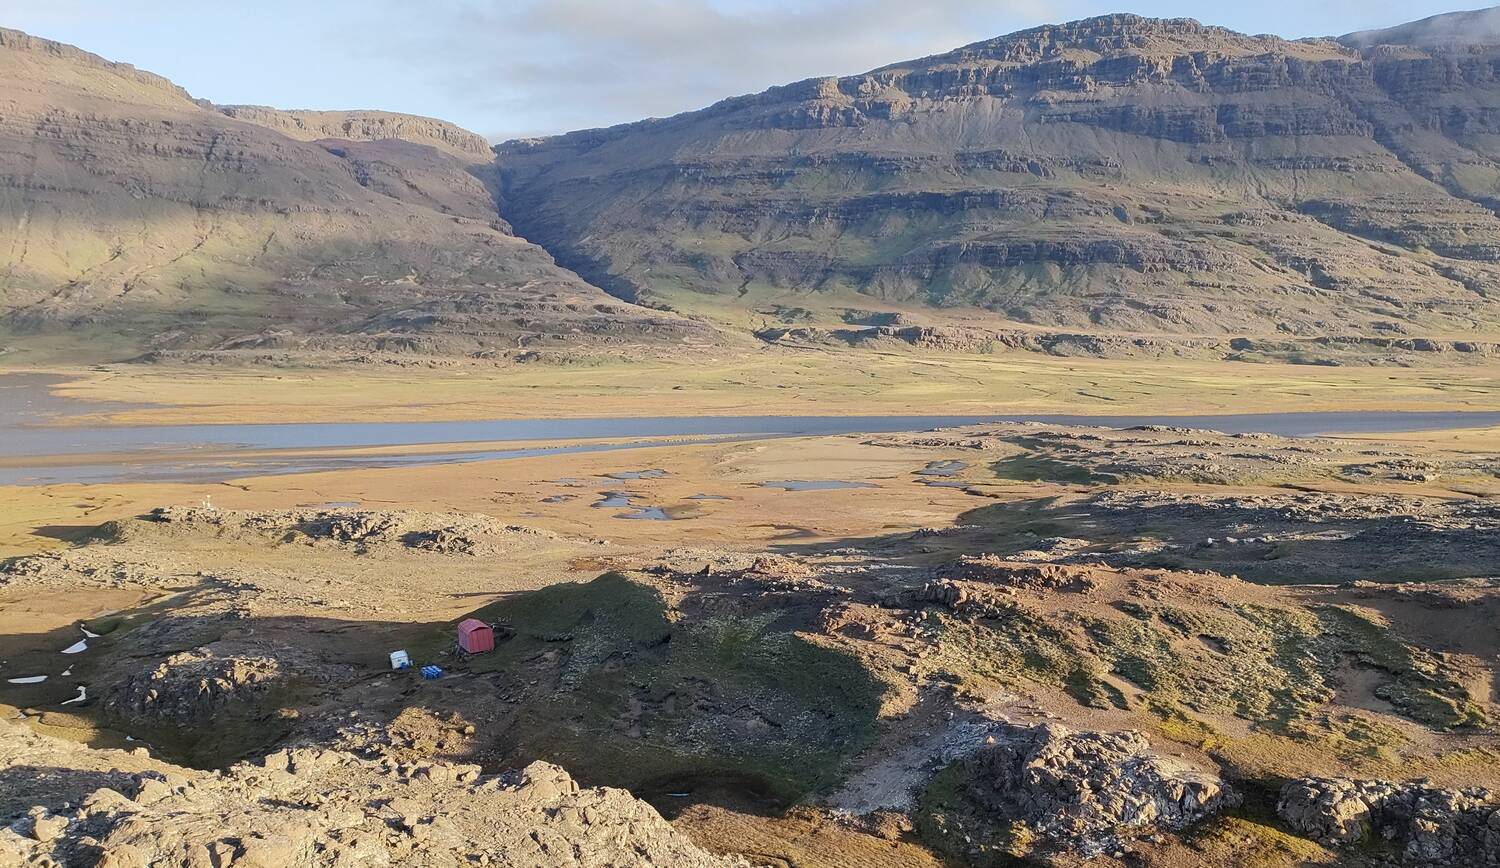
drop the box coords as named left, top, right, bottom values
left=0, top=362, right=1497, bottom=865
left=19, top=347, right=1500, bottom=426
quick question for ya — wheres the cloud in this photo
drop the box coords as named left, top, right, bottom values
left=356, top=0, right=1053, bottom=140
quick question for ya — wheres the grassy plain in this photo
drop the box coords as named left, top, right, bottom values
left=17, top=349, right=1500, bottom=426
left=3, top=348, right=1496, bottom=558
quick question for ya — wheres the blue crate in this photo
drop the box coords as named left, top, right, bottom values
left=420, top=665, right=443, bottom=680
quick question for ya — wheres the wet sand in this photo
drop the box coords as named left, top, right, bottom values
left=0, top=435, right=984, bottom=556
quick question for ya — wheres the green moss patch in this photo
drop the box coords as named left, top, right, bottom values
left=1316, top=605, right=1489, bottom=730
left=918, top=592, right=1488, bottom=763
left=445, top=573, right=884, bottom=805
left=914, top=763, right=1028, bottom=866
left=990, top=454, right=1102, bottom=484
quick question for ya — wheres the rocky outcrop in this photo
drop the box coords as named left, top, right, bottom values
left=1078, top=488, right=1500, bottom=588
left=957, top=557, right=1097, bottom=593
left=104, top=649, right=285, bottom=726
left=142, top=506, right=554, bottom=555
left=0, top=719, right=732, bottom=867
left=757, top=322, right=1500, bottom=364
left=756, top=323, right=1237, bottom=360
left=1278, top=777, right=1500, bottom=866
left=0, top=27, right=189, bottom=100
left=216, top=106, right=493, bottom=159
left=891, top=569, right=1093, bottom=621
left=962, top=722, right=1237, bottom=856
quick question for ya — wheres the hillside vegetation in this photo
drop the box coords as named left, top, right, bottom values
left=497, top=14, right=1500, bottom=359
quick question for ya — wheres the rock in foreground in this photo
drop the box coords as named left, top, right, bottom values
left=1279, top=777, right=1500, bottom=866
left=960, top=722, right=1237, bottom=857
left=0, top=719, right=731, bottom=867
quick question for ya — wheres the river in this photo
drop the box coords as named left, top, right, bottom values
left=3, top=373, right=1498, bottom=485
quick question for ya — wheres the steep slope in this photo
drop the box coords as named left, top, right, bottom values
left=0, top=28, right=712, bottom=363
left=214, top=105, right=509, bottom=224
left=496, top=13, right=1500, bottom=353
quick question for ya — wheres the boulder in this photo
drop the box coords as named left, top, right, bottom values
left=1279, top=777, right=1500, bottom=866
left=104, top=648, right=283, bottom=725
left=0, top=718, right=735, bottom=867
left=964, top=722, right=1237, bottom=856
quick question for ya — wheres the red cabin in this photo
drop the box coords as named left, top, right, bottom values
left=457, top=619, right=495, bottom=654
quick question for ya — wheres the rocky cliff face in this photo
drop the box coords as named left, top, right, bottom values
left=0, top=28, right=713, bottom=362
left=496, top=13, right=1500, bottom=346
left=216, top=106, right=494, bottom=160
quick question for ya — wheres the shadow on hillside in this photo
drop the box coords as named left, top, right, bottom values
left=0, top=573, right=883, bottom=819
left=768, top=494, right=1500, bottom=584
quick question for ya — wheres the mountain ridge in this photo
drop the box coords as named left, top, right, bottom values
left=493, top=11, right=1500, bottom=358
left=0, top=24, right=714, bottom=363
left=9, top=11, right=1500, bottom=363
left=216, top=105, right=494, bottom=160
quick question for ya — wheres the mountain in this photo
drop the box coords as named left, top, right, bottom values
left=0, top=28, right=711, bottom=362
left=1341, top=7, right=1500, bottom=49
left=496, top=13, right=1500, bottom=357
left=10, top=12, right=1500, bottom=366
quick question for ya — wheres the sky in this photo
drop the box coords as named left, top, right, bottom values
left=0, top=0, right=1477, bottom=141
